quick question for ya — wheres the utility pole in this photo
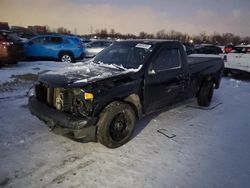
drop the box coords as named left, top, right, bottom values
left=91, top=24, right=93, bottom=35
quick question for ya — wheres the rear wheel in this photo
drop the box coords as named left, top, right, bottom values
left=59, top=53, right=74, bottom=63
left=197, top=81, right=214, bottom=107
left=97, top=101, right=136, bottom=148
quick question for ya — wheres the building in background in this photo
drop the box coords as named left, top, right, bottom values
left=0, top=22, right=10, bottom=30
left=11, top=26, right=27, bottom=33
left=28, top=25, right=47, bottom=34
left=11, top=25, right=37, bottom=39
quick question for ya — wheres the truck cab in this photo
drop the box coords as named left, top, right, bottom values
left=143, top=41, right=190, bottom=112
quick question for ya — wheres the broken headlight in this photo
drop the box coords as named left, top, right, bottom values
left=27, top=85, right=36, bottom=97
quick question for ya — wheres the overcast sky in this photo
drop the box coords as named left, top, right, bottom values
left=1, top=0, right=250, bottom=36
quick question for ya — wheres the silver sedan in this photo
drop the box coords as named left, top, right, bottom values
left=85, top=40, right=113, bottom=58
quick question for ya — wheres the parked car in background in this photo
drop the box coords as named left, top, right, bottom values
left=193, top=44, right=223, bottom=55
left=85, top=40, right=113, bottom=58
left=24, top=35, right=84, bottom=63
left=0, top=30, right=24, bottom=65
left=224, top=44, right=234, bottom=54
left=224, top=44, right=250, bottom=75
left=18, top=32, right=38, bottom=43
left=80, top=37, right=91, bottom=45
left=183, top=42, right=194, bottom=55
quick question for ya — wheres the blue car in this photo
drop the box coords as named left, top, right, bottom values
left=24, top=35, right=84, bottom=63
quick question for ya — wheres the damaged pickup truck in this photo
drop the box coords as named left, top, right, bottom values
left=29, top=40, right=224, bottom=148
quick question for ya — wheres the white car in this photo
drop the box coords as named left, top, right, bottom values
left=85, top=40, right=113, bottom=58
left=225, top=45, right=250, bottom=74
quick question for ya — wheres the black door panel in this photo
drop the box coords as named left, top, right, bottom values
left=144, top=45, right=189, bottom=113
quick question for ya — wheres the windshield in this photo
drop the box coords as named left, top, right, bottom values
left=93, top=42, right=154, bottom=69
left=2, top=32, right=20, bottom=42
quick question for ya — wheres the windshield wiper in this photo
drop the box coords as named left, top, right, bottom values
left=111, top=64, right=126, bottom=71
left=92, top=60, right=126, bottom=71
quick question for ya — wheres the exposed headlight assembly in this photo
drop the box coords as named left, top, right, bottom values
left=27, top=85, right=36, bottom=97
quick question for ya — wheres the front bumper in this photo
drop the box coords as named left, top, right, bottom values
left=29, top=96, right=97, bottom=141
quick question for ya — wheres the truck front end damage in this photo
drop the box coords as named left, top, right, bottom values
left=29, top=82, right=97, bottom=141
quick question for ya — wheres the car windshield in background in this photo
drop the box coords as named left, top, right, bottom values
left=93, top=42, right=154, bottom=69
left=69, top=37, right=81, bottom=43
left=5, top=32, right=20, bottom=42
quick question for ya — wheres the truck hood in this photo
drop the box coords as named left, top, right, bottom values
left=38, top=61, right=142, bottom=87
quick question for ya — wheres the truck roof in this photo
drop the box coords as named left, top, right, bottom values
left=116, top=39, right=180, bottom=45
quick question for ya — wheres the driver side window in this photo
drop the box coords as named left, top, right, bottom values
left=89, top=42, right=102, bottom=48
left=31, top=37, right=46, bottom=44
left=152, top=48, right=181, bottom=72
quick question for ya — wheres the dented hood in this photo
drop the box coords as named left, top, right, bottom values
left=38, top=62, right=141, bottom=87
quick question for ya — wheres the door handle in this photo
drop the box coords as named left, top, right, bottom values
left=148, top=69, right=156, bottom=75
left=176, top=73, right=189, bottom=80
left=176, top=74, right=185, bottom=79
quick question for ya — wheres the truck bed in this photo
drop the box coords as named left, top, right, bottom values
left=187, top=54, right=224, bottom=75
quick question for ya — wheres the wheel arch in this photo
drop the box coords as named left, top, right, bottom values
left=58, top=50, right=75, bottom=60
left=94, top=94, right=143, bottom=121
left=196, top=75, right=216, bottom=97
left=123, top=94, right=143, bottom=118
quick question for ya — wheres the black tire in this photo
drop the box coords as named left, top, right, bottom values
left=229, top=69, right=239, bottom=75
left=59, top=52, right=74, bottom=63
left=97, top=101, right=136, bottom=148
left=197, top=81, right=214, bottom=107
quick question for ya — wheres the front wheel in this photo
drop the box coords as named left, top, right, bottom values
left=59, top=53, right=74, bottom=63
left=97, top=101, right=136, bottom=148
left=197, top=81, right=214, bottom=107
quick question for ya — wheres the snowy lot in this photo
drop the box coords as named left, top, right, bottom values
left=0, top=61, right=250, bottom=188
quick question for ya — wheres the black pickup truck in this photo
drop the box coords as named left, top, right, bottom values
left=29, top=40, right=224, bottom=148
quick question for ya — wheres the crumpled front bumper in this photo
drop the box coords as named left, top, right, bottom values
left=28, top=96, right=97, bottom=142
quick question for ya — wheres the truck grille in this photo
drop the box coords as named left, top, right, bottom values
left=35, top=83, right=73, bottom=112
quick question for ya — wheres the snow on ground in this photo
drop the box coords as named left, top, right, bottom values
left=1, top=62, right=250, bottom=188
left=0, top=61, right=70, bottom=84
left=0, top=60, right=141, bottom=87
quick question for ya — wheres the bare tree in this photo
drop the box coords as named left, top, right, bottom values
left=139, top=31, right=147, bottom=39
left=99, top=29, right=108, bottom=38
left=84, top=27, right=248, bottom=45
left=57, top=27, right=71, bottom=34
left=156, top=29, right=166, bottom=39
left=110, top=28, right=116, bottom=37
